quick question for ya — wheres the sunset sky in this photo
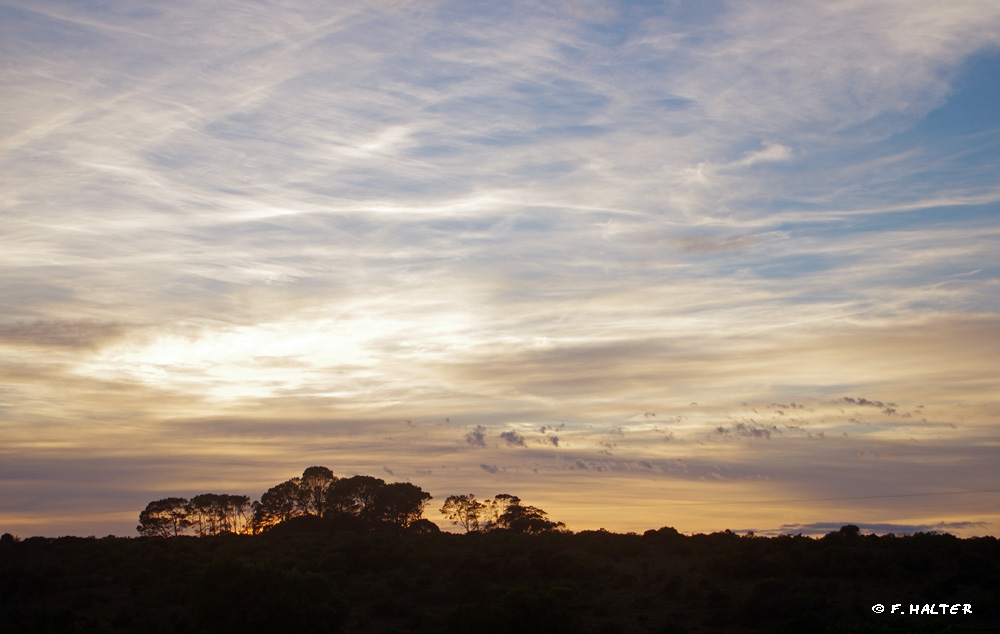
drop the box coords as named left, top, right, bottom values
left=3, top=0, right=1000, bottom=538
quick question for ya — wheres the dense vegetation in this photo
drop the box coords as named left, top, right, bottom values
left=136, top=467, right=436, bottom=536
left=135, top=466, right=562, bottom=538
left=2, top=526, right=997, bottom=633
left=2, top=468, right=997, bottom=633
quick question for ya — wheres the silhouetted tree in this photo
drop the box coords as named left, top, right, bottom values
left=299, top=466, right=336, bottom=517
left=408, top=518, right=442, bottom=534
left=252, top=478, right=303, bottom=533
left=137, top=497, right=190, bottom=537
left=218, top=494, right=252, bottom=534
left=374, top=481, right=432, bottom=528
left=500, top=502, right=564, bottom=533
left=326, top=475, right=386, bottom=521
left=840, top=524, right=861, bottom=537
left=190, top=494, right=235, bottom=536
left=481, top=493, right=521, bottom=530
left=440, top=494, right=483, bottom=532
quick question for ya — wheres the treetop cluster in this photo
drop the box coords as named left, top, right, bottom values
left=137, top=466, right=565, bottom=537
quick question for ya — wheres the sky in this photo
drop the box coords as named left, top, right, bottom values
left=2, top=0, right=1000, bottom=538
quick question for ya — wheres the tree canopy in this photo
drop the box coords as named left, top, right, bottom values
left=439, top=493, right=564, bottom=534
left=138, top=468, right=564, bottom=538
left=138, top=467, right=435, bottom=536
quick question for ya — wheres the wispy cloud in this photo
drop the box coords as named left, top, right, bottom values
left=2, top=0, right=999, bottom=537
left=0, top=319, right=128, bottom=348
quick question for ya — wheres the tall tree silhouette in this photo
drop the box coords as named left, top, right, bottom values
left=499, top=502, right=564, bottom=533
left=299, top=466, right=336, bottom=516
left=440, top=493, right=563, bottom=533
left=374, top=481, right=432, bottom=528
left=440, top=494, right=483, bottom=532
left=252, top=478, right=303, bottom=533
left=481, top=494, right=520, bottom=530
left=325, top=475, right=386, bottom=520
left=137, top=497, right=190, bottom=537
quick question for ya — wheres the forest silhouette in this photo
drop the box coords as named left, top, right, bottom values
left=2, top=466, right=997, bottom=633
left=135, top=466, right=563, bottom=537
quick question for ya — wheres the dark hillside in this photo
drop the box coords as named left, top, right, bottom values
left=1, top=527, right=997, bottom=633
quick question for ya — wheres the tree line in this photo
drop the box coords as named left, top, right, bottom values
left=137, top=466, right=564, bottom=537
left=138, top=493, right=253, bottom=537
left=138, top=466, right=432, bottom=536
left=438, top=493, right=564, bottom=534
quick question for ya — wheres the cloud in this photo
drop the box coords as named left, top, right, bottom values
left=0, top=320, right=128, bottom=348
left=500, top=431, right=526, bottom=447
left=465, top=426, right=487, bottom=447
left=842, top=397, right=895, bottom=408
left=715, top=422, right=779, bottom=441
left=734, top=143, right=793, bottom=167
left=3, top=1, right=1000, bottom=539
left=480, top=463, right=501, bottom=474
left=671, top=233, right=761, bottom=254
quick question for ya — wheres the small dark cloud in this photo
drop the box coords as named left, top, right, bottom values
left=715, top=421, right=779, bottom=440
left=843, top=397, right=896, bottom=409
left=548, top=434, right=560, bottom=447
left=382, top=466, right=395, bottom=476
left=480, top=463, right=500, bottom=474
left=637, top=460, right=654, bottom=470
left=465, top=425, right=487, bottom=447
left=570, top=459, right=588, bottom=470
left=500, top=430, right=526, bottom=447
left=770, top=402, right=804, bottom=410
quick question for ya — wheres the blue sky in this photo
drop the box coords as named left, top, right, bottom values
left=2, top=0, right=999, bottom=537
